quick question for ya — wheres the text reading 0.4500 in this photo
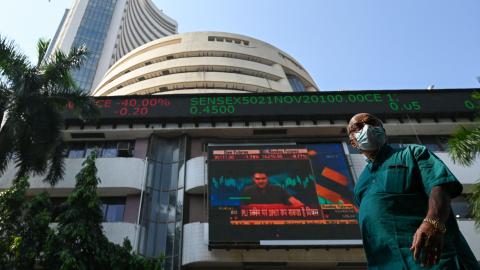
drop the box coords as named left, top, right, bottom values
left=189, top=105, right=235, bottom=115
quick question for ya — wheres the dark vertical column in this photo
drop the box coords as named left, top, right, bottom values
left=138, top=135, right=187, bottom=270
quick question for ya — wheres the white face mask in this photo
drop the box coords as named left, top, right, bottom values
left=354, top=124, right=386, bottom=151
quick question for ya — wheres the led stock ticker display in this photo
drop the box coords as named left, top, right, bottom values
left=208, top=144, right=361, bottom=245
left=64, top=89, right=479, bottom=122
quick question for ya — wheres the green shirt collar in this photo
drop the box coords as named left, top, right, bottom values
left=366, top=144, right=394, bottom=169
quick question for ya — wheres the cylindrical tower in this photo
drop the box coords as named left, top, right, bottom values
left=93, top=32, right=319, bottom=96
left=47, top=0, right=177, bottom=92
left=113, top=0, right=177, bottom=63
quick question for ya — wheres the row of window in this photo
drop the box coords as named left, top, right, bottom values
left=208, top=36, right=250, bottom=46
left=51, top=197, right=125, bottom=222
left=65, top=141, right=135, bottom=158
left=71, top=0, right=118, bottom=91
left=64, top=137, right=447, bottom=159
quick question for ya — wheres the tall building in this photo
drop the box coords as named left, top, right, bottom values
left=47, top=0, right=177, bottom=92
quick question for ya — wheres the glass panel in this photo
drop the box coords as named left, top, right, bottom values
left=168, top=190, right=177, bottom=222
left=169, top=162, right=180, bottom=191
left=287, top=74, right=306, bottom=92
left=159, top=192, right=169, bottom=222
left=451, top=195, right=473, bottom=219
left=68, top=143, right=85, bottom=158
left=146, top=162, right=159, bottom=189
left=101, top=141, right=118, bottom=157
left=172, top=255, right=179, bottom=270
left=163, top=257, right=172, bottom=270
left=146, top=222, right=166, bottom=256
left=171, top=146, right=180, bottom=163
left=101, top=204, right=108, bottom=219
left=85, top=142, right=103, bottom=157
left=173, top=222, right=182, bottom=257
left=423, top=143, right=443, bottom=152
left=160, top=163, right=173, bottom=191
left=176, top=190, right=184, bottom=221
left=104, top=204, right=125, bottom=222
left=140, top=191, right=152, bottom=223
left=147, top=189, right=160, bottom=222
left=165, top=222, right=175, bottom=257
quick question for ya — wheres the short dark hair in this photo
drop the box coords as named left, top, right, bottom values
left=252, top=167, right=269, bottom=176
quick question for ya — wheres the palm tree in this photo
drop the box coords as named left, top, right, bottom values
left=448, top=91, right=480, bottom=229
left=0, top=35, right=97, bottom=185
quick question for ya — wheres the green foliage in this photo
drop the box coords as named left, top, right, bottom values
left=469, top=183, right=480, bottom=230
left=0, top=177, right=53, bottom=269
left=448, top=127, right=480, bottom=166
left=0, top=153, right=163, bottom=269
left=43, top=151, right=163, bottom=269
left=0, top=35, right=98, bottom=185
left=44, top=151, right=111, bottom=269
left=0, top=176, right=29, bottom=268
left=448, top=91, right=480, bottom=229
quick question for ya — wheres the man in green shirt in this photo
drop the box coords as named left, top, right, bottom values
left=348, top=113, right=479, bottom=269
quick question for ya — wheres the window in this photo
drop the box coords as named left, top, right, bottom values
left=101, top=141, right=118, bottom=157
left=451, top=195, right=473, bottom=219
left=287, top=74, right=306, bottom=92
left=102, top=197, right=126, bottom=222
left=51, top=197, right=126, bottom=222
left=65, top=141, right=134, bottom=158
left=67, top=143, right=86, bottom=158
left=207, top=36, right=250, bottom=46
left=85, top=142, right=103, bottom=157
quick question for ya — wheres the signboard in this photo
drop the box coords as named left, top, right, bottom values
left=64, top=89, right=479, bottom=123
left=208, top=144, right=361, bottom=246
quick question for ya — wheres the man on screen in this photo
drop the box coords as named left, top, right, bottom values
left=241, top=171, right=304, bottom=206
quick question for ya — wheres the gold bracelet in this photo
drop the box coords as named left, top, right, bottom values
left=423, top=217, right=446, bottom=234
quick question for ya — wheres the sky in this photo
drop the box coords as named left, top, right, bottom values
left=0, top=0, right=479, bottom=91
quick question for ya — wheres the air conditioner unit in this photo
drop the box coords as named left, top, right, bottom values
left=117, top=142, right=132, bottom=157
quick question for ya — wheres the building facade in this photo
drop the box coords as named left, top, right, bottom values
left=1, top=32, right=479, bottom=270
left=2, top=89, right=478, bottom=270
left=47, top=0, right=177, bottom=92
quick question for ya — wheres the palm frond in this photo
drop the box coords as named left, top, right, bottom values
left=43, top=45, right=87, bottom=89
left=0, top=81, right=10, bottom=122
left=0, top=35, right=30, bottom=84
left=468, top=182, right=480, bottom=230
left=0, top=119, right=14, bottom=174
left=36, top=38, right=51, bottom=68
left=448, top=126, right=480, bottom=166
left=47, top=87, right=99, bottom=121
left=44, top=135, right=66, bottom=186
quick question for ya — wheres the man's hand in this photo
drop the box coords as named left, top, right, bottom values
left=410, top=221, right=444, bottom=267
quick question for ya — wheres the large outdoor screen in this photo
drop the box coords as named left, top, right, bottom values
left=208, top=143, right=361, bottom=246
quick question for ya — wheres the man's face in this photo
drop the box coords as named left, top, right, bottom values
left=253, top=173, right=268, bottom=189
left=347, top=113, right=383, bottom=149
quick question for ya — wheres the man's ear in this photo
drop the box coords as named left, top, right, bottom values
left=349, top=136, right=358, bottom=148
